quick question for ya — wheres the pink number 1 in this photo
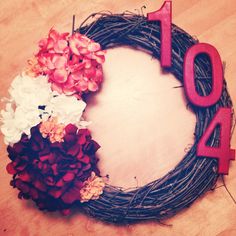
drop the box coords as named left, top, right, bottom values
left=147, top=1, right=172, bottom=68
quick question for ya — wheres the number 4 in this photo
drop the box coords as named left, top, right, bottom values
left=197, top=107, right=235, bottom=174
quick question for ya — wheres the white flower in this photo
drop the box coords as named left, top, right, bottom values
left=45, top=94, right=87, bottom=126
left=0, top=103, right=22, bottom=144
left=9, top=74, right=52, bottom=108
left=0, top=74, right=52, bottom=145
left=0, top=74, right=88, bottom=145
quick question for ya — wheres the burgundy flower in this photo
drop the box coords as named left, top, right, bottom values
left=6, top=124, right=100, bottom=213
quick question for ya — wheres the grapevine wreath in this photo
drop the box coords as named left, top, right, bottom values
left=1, top=7, right=235, bottom=224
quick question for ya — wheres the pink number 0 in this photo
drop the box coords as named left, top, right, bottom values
left=147, top=1, right=235, bottom=174
left=184, top=43, right=223, bottom=107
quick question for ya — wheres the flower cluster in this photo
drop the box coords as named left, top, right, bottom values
left=0, top=74, right=87, bottom=145
left=80, top=171, right=105, bottom=202
left=7, top=124, right=102, bottom=213
left=34, top=29, right=105, bottom=98
left=0, top=74, right=52, bottom=145
left=39, top=117, right=65, bottom=143
left=0, top=29, right=106, bottom=214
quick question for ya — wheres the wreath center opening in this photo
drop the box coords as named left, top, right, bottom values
left=84, top=46, right=196, bottom=188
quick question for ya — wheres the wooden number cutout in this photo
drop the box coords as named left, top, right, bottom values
left=147, top=1, right=172, bottom=68
left=197, top=107, right=235, bottom=174
left=184, top=43, right=223, bottom=107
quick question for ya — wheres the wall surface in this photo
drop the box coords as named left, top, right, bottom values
left=0, top=1, right=235, bottom=236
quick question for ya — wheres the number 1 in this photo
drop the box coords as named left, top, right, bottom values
left=147, top=1, right=172, bottom=68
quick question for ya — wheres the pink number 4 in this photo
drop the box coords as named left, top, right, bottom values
left=197, top=108, right=235, bottom=174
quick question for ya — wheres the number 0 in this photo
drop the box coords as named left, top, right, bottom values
left=184, top=43, right=223, bottom=107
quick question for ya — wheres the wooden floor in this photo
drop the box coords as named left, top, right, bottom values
left=0, top=0, right=236, bottom=236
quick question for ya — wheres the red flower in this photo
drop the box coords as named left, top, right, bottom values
left=7, top=124, right=100, bottom=213
left=69, top=33, right=105, bottom=64
left=36, top=29, right=105, bottom=98
left=38, top=29, right=69, bottom=54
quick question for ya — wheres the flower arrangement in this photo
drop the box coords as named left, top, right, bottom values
left=1, top=29, right=106, bottom=215
left=1, top=11, right=234, bottom=225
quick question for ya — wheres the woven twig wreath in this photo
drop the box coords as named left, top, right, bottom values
left=1, top=12, right=234, bottom=225
left=77, top=13, right=233, bottom=224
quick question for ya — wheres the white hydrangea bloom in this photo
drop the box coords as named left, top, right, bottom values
left=0, top=74, right=88, bottom=145
left=0, top=75, right=51, bottom=145
left=1, top=103, right=23, bottom=144
left=9, top=74, right=52, bottom=108
left=45, top=94, right=87, bottom=126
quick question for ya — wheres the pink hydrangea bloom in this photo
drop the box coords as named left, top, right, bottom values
left=36, top=29, right=105, bottom=98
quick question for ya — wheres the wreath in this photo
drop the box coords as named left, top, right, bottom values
left=0, top=11, right=234, bottom=224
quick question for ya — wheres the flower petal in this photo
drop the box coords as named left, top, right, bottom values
left=52, top=69, right=68, bottom=83
left=6, top=162, right=16, bottom=175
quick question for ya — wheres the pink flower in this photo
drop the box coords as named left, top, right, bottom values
left=39, top=117, right=65, bottom=143
left=35, top=29, right=105, bottom=98
left=80, top=172, right=105, bottom=203
left=69, top=33, right=105, bottom=64
left=38, top=28, right=69, bottom=54
left=25, top=57, right=43, bottom=77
